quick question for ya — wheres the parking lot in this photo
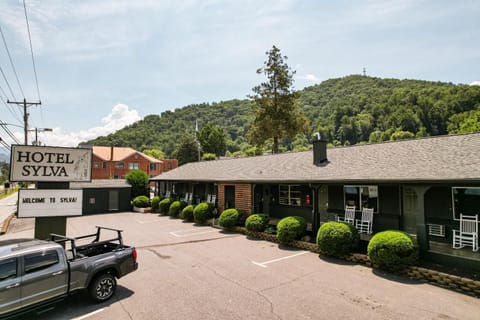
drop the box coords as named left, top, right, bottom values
left=3, top=212, right=480, bottom=320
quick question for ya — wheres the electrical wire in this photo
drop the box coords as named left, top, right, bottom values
left=0, top=86, right=22, bottom=123
left=0, top=121, right=21, bottom=145
left=0, top=25, right=25, bottom=98
left=23, top=0, right=41, bottom=102
left=0, top=65, right=17, bottom=101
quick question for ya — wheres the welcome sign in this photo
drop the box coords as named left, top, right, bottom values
left=18, top=189, right=83, bottom=217
left=10, top=145, right=92, bottom=182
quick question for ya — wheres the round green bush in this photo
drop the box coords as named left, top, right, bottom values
left=276, top=216, right=306, bottom=244
left=132, top=195, right=150, bottom=208
left=218, top=208, right=240, bottom=229
left=316, top=221, right=359, bottom=256
left=180, top=205, right=195, bottom=221
left=367, top=230, right=418, bottom=270
left=245, top=213, right=269, bottom=232
left=151, top=196, right=161, bottom=212
left=193, top=202, right=213, bottom=224
left=168, top=200, right=186, bottom=217
left=158, top=198, right=172, bottom=214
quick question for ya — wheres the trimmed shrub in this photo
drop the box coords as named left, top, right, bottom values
left=316, top=222, right=359, bottom=256
left=169, top=200, right=186, bottom=217
left=126, top=169, right=149, bottom=199
left=245, top=213, right=269, bottom=232
left=151, top=196, right=161, bottom=212
left=132, top=195, right=150, bottom=208
left=180, top=205, right=195, bottom=221
left=218, top=208, right=240, bottom=229
left=367, top=230, right=419, bottom=270
left=276, top=216, right=307, bottom=244
left=193, top=202, right=213, bottom=224
left=158, top=198, right=172, bottom=215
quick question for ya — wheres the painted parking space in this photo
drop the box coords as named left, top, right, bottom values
left=251, top=251, right=309, bottom=268
left=169, top=228, right=220, bottom=237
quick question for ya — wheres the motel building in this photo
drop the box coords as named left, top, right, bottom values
left=151, top=133, right=480, bottom=271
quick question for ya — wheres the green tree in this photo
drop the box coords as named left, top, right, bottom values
left=174, top=134, right=199, bottom=165
left=0, top=161, right=9, bottom=184
left=448, top=109, right=480, bottom=134
left=198, top=123, right=227, bottom=156
left=126, top=169, right=149, bottom=200
left=247, top=45, right=308, bottom=153
left=143, top=148, right=165, bottom=160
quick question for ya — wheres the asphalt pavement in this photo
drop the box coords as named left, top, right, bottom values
left=0, top=192, right=18, bottom=234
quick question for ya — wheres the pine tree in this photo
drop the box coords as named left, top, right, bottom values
left=248, top=45, right=308, bottom=153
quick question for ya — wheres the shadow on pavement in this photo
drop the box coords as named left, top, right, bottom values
left=371, top=268, right=422, bottom=285
left=10, top=285, right=134, bottom=320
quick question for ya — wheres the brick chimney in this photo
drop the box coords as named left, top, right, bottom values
left=313, top=135, right=327, bottom=165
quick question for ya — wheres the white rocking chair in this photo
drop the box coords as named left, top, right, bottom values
left=337, top=206, right=356, bottom=225
left=355, top=207, right=374, bottom=234
left=208, top=194, right=216, bottom=204
left=452, top=214, right=478, bottom=252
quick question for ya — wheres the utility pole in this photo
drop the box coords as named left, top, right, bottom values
left=7, top=98, right=41, bottom=145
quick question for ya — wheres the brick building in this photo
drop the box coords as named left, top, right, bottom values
left=91, top=146, right=178, bottom=179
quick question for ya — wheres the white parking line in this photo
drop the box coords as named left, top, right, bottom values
left=170, top=228, right=219, bottom=237
left=137, top=219, right=178, bottom=224
left=252, top=251, right=309, bottom=268
left=71, top=308, right=104, bottom=320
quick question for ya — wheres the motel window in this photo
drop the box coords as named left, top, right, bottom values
left=452, top=187, right=480, bottom=220
left=344, top=185, right=378, bottom=212
left=279, top=185, right=311, bottom=206
left=129, top=162, right=140, bottom=170
left=102, top=161, right=107, bottom=169
left=150, top=163, right=156, bottom=170
left=115, top=162, right=124, bottom=169
left=93, top=161, right=99, bottom=168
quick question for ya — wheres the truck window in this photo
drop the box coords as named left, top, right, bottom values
left=0, top=258, right=17, bottom=281
left=24, top=250, right=59, bottom=274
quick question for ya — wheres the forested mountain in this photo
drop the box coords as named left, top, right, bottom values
left=85, top=75, right=480, bottom=158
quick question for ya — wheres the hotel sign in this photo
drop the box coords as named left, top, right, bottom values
left=10, top=145, right=92, bottom=182
left=18, top=189, right=83, bottom=217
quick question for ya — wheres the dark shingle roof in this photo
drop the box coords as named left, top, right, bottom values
left=151, top=133, right=480, bottom=184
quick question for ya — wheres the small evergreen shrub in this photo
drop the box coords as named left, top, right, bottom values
left=218, top=208, right=240, bottom=229
left=132, top=195, right=150, bottom=208
left=180, top=205, right=195, bottom=221
left=168, top=200, right=186, bottom=217
left=151, top=196, right=161, bottom=212
left=316, top=221, right=359, bottom=256
left=245, top=213, right=269, bottom=232
left=158, top=198, right=172, bottom=214
left=193, top=202, right=212, bottom=224
left=276, top=216, right=306, bottom=244
left=367, top=230, right=419, bottom=270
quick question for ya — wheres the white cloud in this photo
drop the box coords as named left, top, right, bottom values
left=36, top=104, right=141, bottom=147
left=470, top=81, right=480, bottom=86
left=297, top=74, right=320, bottom=82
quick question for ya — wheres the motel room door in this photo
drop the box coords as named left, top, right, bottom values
left=108, top=190, right=119, bottom=211
left=224, top=186, right=235, bottom=209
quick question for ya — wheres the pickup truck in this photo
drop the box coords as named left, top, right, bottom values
left=0, top=226, right=138, bottom=318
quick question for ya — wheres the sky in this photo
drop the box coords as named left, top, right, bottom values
left=0, top=0, right=479, bottom=153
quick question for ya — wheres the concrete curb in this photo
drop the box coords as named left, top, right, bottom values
left=0, top=214, right=14, bottom=235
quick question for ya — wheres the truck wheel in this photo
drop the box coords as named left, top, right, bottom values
left=89, top=273, right=117, bottom=302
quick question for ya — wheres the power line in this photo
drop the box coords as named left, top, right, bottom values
left=0, top=65, right=17, bottom=101
left=0, top=121, right=21, bottom=144
left=23, top=0, right=41, bottom=102
left=0, top=25, right=25, bottom=98
left=0, top=85, right=22, bottom=122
